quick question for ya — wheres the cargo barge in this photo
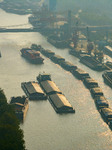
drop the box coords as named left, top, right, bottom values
left=20, top=48, right=44, bottom=64
left=94, top=96, right=109, bottom=110
left=71, top=68, right=90, bottom=80
left=83, top=77, right=99, bottom=89
left=49, top=93, right=75, bottom=113
left=50, top=54, right=65, bottom=64
left=21, top=81, right=47, bottom=100
left=37, top=73, right=62, bottom=95
left=40, top=49, right=55, bottom=58
left=10, top=96, right=29, bottom=121
left=105, top=61, right=112, bottom=69
left=69, top=48, right=88, bottom=58
left=100, top=107, right=112, bottom=123
left=47, top=37, right=68, bottom=49
left=102, top=70, right=112, bottom=88
left=60, top=61, right=77, bottom=72
left=80, top=55, right=105, bottom=71
left=90, top=87, right=104, bottom=99
left=37, top=73, right=75, bottom=113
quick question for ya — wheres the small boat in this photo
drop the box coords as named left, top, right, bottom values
left=10, top=96, right=29, bottom=121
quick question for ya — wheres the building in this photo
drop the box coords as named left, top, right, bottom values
left=49, top=0, right=57, bottom=11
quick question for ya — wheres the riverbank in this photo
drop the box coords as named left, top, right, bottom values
left=0, top=0, right=40, bottom=15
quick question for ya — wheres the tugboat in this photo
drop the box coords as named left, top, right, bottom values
left=20, top=48, right=44, bottom=64
left=102, top=70, right=112, bottom=88
left=10, top=96, right=29, bottom=121
left=37, top=73, right=62, bottom=95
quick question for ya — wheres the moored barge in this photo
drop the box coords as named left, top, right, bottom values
left=50, top=54, right=65, bottom=64
left=83, top=77, right=99, bottom=89
left=60, top=60, right=77, bottom=72
left=41, top=49, right=55, bottom=58
left=10, top=96, right=29, bottom=121
left=21, top=81, right=47, bottom=100
left=47, top=37, right=68, bottom=49
left=103, top=46, right=112, bottom=57
left=102, top=70, right=112, bottom=88
left=100, top=107, right=112, bottom=123
left=71, top=68, right=90, bottom=80
left=69, top=48, right=88, bottom=58
left=90, top=87, right=104, bottom=99
left=94, top=96, right=109, bottom=110
left=49, top=93, right=75, bottom=113
left=80, top=55, right=105, bottom=71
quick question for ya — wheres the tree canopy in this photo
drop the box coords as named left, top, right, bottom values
left=0, top=89, right=26, bottom=150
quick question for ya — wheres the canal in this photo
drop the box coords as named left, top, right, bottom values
left=0, top=8, right=112, bottom=150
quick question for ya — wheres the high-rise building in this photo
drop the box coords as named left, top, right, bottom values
left=49, top=0, right=57, bottom=11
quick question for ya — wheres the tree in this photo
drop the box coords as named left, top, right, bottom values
left=0, top=89, right=26, bottom=150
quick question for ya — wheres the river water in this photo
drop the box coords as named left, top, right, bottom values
left=0, top=8, right=112, bottom=150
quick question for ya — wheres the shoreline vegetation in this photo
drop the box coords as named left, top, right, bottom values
left=0, top=89, right=26, bottom=150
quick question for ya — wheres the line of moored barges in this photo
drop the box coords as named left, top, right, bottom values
left=34, top=44, right=112, bottom=130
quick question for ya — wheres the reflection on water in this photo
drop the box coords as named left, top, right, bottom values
left=0, top=8, right=112, bottom=150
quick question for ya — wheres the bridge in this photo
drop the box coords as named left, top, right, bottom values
left=0, top=28, right=40, bottom=33
left=0, top=24, right=112, bottom=33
